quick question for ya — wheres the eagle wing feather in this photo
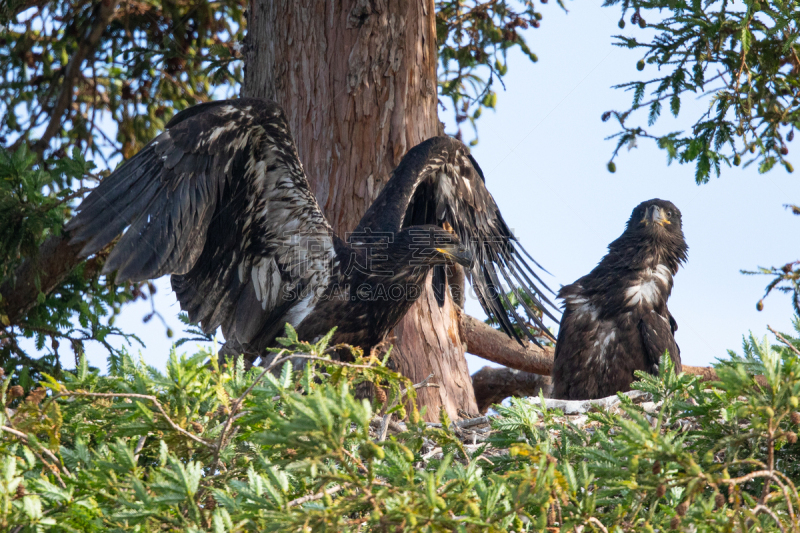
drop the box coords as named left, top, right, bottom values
left=355, top=136, right=557, bottom=344
left=66, top=98, right=336, bottom=346
left=638, top=310, right=682, bottom=374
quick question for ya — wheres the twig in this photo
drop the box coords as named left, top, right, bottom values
left=286, top=483, right=347, bottom=508
left=295, top=354, right=379, bottom=370
left=720, top=470, right=797, bottom=526
left=752, top=504, right=787, bottom=533
left=587, top=517, right=609, bottom=533
left=768, top=325, right=800, bottom=357
left=45, top=391, right=211, bottom=448
left=1, top=425, right=70, bottom=488
left=379, top=373, right=436, bottom=441
left=212, top=350, right=288, bottom=471
left=422, top=447, right=443, bottom=461
left=133, top=435, right=147, bottom=461
left=457, top=416, right=491, bottom=429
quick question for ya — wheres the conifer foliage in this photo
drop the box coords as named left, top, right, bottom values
left=603, top=0, right=800, bottom=182
left=1, top=322, right=800, bottom=531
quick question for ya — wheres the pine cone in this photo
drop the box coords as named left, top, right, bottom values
left=676, top=501, right=688, bottom=516
left=375, top=386, right=387, bottom=405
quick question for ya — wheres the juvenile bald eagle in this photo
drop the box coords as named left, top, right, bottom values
left=551, top=199, right=688, bottom=400
left=65, top=98, right=556, bottom=362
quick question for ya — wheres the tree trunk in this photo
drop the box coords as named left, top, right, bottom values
left=243, top=0, right=478, bottom=421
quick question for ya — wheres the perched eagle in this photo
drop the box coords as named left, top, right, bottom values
left=551, top=199, right=688, bottom=400
left=66, top=98, right=556, bottom=362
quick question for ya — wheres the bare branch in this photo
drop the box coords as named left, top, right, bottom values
left=286, top=483, right=348, bottom=508
left=461, top=314, right=554, bottom=375
left=471, top=366, right=551, bottom=413
left=768, top=325, right=800, bottom=357
left=31, top=0, right=118, bottom=157
left=751, top=505, right=786, bottom=533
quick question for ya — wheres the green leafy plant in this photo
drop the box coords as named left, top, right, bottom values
left=0, top=146, right=144, bottom=388
left=2, top=320, right=800, bottom=531
left=1, top=0, right=246, bottom=162
left=603, top=0, right=800, bottom=182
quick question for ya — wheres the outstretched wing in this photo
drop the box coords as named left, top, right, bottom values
left=638, top=310, right=682, bottom=374
left=66, top=98, right=337, bottom=346
left=355, top=136, right=557, bottom=343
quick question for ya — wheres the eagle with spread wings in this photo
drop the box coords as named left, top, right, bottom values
left=66, top=98, right=556, bottom=362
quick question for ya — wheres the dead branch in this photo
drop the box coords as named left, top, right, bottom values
left=286, top=483, right=347, bottom=508
left=541, top=390, right=650, bottom=415
left=471, top=366, right=551, bottom=414
left=769, top=325, right=800, bottom=357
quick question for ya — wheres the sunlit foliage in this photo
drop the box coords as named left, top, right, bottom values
left=2, top=322, right=800, bottom=531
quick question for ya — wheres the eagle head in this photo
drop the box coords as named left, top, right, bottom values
left=623, top=198, right=688, bottom=271
left=394, top=225, right=473, bottom=268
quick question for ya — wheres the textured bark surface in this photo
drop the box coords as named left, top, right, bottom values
left=0, top=235, right=105, bottom=326
left=462, top=314, right=555, bottom=375
left=471, top=366, right=552, bottom=414
left=244, top=0, right=478, bottom=421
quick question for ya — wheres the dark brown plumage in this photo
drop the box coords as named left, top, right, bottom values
left=65, top=98, right=556, bottom=363
left=551, top=199, right=688, bottom=400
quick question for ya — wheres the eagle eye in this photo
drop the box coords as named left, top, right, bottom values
left=667, top=210, right=673, bottom=217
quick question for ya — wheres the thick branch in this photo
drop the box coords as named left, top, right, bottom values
left=461, top=314, right=554, bottom=375
left=1, top=0, right=49, bottom=22
left=31, top=0, right=117, bottom=156
left=1, top=234, right=88, bottom=325
left=471, top=366, right=551, bottom=414
left=1, top=232, right=107, bottom=327
left=461, top=313, right=719, bottom=381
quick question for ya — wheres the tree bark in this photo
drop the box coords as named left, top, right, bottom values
left=471, top=366, right=551, bottom=414
left=461, top=314, right=555, bottom=375
left=0, top=235, right=106, bottom=326
left=243, top=0, right=478, bottom=421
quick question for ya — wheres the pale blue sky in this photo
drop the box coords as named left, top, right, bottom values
left=74, top=1, right=797, bottom=374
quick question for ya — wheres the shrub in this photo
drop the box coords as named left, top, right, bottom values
left=1, top=320, right=800, bottom=532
